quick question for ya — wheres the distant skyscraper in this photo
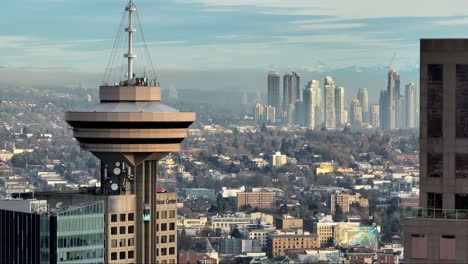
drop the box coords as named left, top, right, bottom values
left=324, top=76, right=336, bottom=130
left=254, top=102, right=265, bottom=122
left=370, top=104, right=380, bottom=128
left=357, top=88, right=369, bottom=123
left=265, top=105, right=276, bottom=124
left=343, top=109, right=349, bottom=125
left=268, top=71, right=280, bottom=111
left=395, top=72, right=401, bottom=98
left=395, top=96, right=405, bottom=129
left=294, top=100, right=304, bottom=125
left=350, top=99, right=362, bottom=128
left=404, top=39, right=468, bottom=264
left=303, top=80, right=319, bottom=128
left=283, top=72, right=301, bottom=124
left=386, top=70, right=398, bottom=129
left=405, top=82, right=416, bottom=128
left=313, top=81, right=323, bottom=128
left=335, top=86, right=345, bottom=128
left=379, top=90, right=390, bottom=129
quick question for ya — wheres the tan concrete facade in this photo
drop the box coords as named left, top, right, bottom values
left=267, top=235, right=319, bottom=257
left=155, top=192, right=178, bottom=264
left=404, top=39, right=468, bottom=264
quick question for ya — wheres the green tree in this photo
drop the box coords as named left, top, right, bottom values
left=333, top=204, right=345, bottom=222
left=230, top=228, right=244, bottom=239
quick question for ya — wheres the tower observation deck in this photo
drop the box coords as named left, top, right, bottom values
left=64, top=1, right=195, bottom=263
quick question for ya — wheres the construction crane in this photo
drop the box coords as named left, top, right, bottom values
left=387, top=53, right=396, bottom=71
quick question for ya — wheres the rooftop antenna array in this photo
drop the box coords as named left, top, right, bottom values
left=102, top=0, right=157, bottom=86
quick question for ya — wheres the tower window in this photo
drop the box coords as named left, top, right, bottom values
left=428, top=153, right=443, bottom=178
left=427, top=192, right=443, bottom=209
left=427, top=64, right=443, bottom=138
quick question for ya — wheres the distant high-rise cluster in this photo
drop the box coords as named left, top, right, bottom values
left=256, top=69, right=417, bottom=130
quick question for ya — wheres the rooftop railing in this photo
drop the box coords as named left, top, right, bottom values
left=409, top=207, right=468, bottom=220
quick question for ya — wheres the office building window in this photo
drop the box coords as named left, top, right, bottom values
left=128, top=250, right=134, bottom=259
left=128, top=238, right=135, bottom=247
left=161, top=223, right=167, bottom=231
left=169, top=235, right=175, bottom=243
left=119, top=239, right=126, bottom=247
left=111, top=252, right=117, bottom=260
left=427, top=192, right=443, bottom=209
left=169, top=210, right=175, bottom=218
left=169, top=247, right=175, bottom=255
left=111, top=227, right=117, bottom=235
left=456, top=194, right=468, bottom=210
left=120, top=226, right=126, bottom=234
left=440, top=235, right=456, bottom=260
left=128, top=213, right=134, bottom=221
left=111, top=214, right=117, bottom=222
left=169, top=223, right=175, bottom=230
left=161, top=248, right=167, bottom=256
left=427, top=64, right=443, bottom=138
left=456, top=154, right=468, bottom=178
left=111, top=239, right=118, bottom=248
left=120, top=214, right=126, bottom=222
left=161, top=235, right=167, bottom=243
left=428, top=153, right=443, bottom=178
left=161, top=211, right=167, bottom=219
left=457, top=64, right=468, bottom=137
left=128, top=225, right=134, bottom=234
left=120, top=251, right=126, bottom=259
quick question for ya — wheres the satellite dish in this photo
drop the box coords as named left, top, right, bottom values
left=115, top=162, right=121, bottom=167
left=113, top=168, right=121, bottom=175
left=111, top=183, right=119, bottom=191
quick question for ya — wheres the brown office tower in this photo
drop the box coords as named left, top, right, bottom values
left=404, top=39, right=468, bottom=263
left=63, top=1, right=195, bottom=263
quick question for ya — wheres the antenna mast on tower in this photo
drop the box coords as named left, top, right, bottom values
left=125, top=1, right=137, bottom=81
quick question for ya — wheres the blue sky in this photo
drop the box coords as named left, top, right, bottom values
left=3, top=0, right=468, bottom=72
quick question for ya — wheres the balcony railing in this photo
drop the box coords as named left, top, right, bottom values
left=409, top=207, right=468, bottom=220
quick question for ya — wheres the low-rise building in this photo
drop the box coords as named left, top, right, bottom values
left=210, top=214, right=252, bottom=233
left=237, top=190, right=276, bottom=209
left=275, top=215, right=303, bottom=230
left=331, top=192, right=369, bottom=214
left=267, top=234, right=319, bottom=257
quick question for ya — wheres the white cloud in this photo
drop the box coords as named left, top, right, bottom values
left=292, top=22, right=367, bottom=31
left=179, top=0, right=468, bottom=19
left=433, top=17, right=468, bottom=25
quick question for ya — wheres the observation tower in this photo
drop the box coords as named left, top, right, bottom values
left=64, top=1, right=195, bottom=263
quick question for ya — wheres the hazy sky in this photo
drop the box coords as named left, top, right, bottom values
left=3, top=0, right=468, bottom=72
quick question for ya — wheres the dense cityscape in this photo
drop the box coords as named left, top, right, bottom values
left=0, top=66, right=419, bottom=263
